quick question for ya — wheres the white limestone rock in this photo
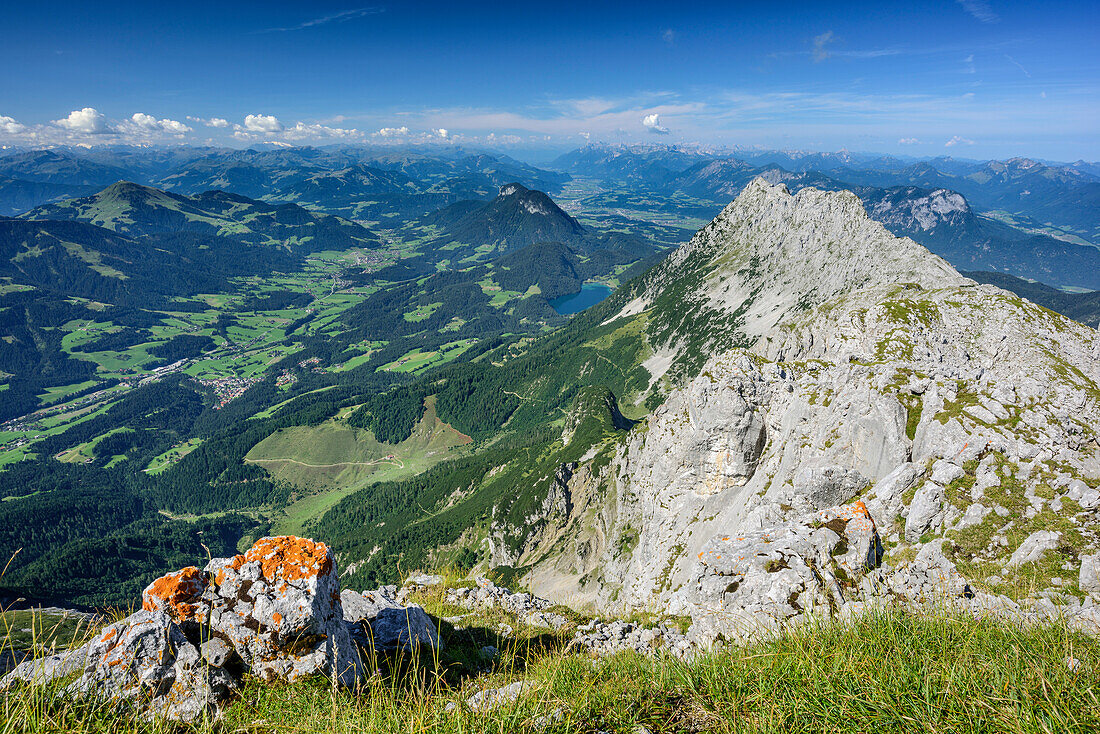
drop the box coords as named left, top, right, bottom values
left=1008, top=531, right=1062, bottom=568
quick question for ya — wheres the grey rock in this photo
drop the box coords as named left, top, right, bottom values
left=1, top=643, right=91, bottom=689
left=905, top=482, right=946, bottom=542
left=1079, top=554, right=1100, bottom=595
left=1008, top=531, right=1061, bottom=567
left=200, top=638, right=236, bottom=668
left=1065, top=480, right=1100, bottom=510
left=203, top=536, right=362, bottom=685
left=793, top=465, right=871, bottom=510
left=341, top=589, right=440, bottom=653
left=465, top=680, right=532, bottom=712
left=930, top=460, right=965, bottom=486
left=864, top=462, right=923, bottom=525
left=403, top=574, right=444, bottom=588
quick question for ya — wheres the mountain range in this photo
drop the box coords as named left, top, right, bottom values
left=0, top=142, right=1097, bottom=616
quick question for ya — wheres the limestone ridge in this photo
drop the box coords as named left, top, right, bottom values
left=515, top=178, right=1100, bottom=638
left=607, top=178, right=969, bottom=389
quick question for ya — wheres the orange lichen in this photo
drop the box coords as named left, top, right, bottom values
left=239, top=536, right=333, bottom=583
left=272, top=612, right=282, bottom=624
left=851, top=500, right=871, bottom=519
left=142, top=566, right=207, bottom=621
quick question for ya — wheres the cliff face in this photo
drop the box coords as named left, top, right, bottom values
left=513, top=179, right=1100, bottom=629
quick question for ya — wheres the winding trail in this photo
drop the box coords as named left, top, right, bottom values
left=245, top=457, right=405, bottom=470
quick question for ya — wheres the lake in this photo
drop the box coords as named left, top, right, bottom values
left=549, top=283, right=614, bottom=315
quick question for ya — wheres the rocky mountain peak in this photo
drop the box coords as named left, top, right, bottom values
left=499, top=182, right=528, bottom=196
left=620, top=178, right=969, bottom=354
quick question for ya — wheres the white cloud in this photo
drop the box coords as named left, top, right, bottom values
left=898, top=137, right=920, bottom=144
left=283, top=121, right=361, bottom=141
left=0, top=115, right=26, bottom=135
left=243, top=114, right=284, bottom=133
left=54, top=107, right=112, bottom=134
left=259, top=6, right=384, bottom=33
left=1004, top=55, right=1031, bottom=78
left=188, top=116, right=230, bottom=128
left=945, top=135, right=975, bottom=147
left=642, top=113, right=670, bottom=135
left=962, top=54, right=976, bottom=74
left=434, top=128, right=448, bottom=138
left=128, top=113, right=191, bottom=134
left=579, top=131, right=590, bottom=140
left=812, top=30, right=835, bottom=62
left=375, top=126, right=410, bottom=137
left=957, top=0, right=998, bottom=23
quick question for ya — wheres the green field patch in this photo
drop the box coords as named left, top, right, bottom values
left=37, top=379, right=99, bottom=406
left=249, top=386, right=338, bottom=421
left=378, top=339, right=478, bottom=374
left=247, top=396, right=472, bottom=535
left=144, top=438, right=203, bottom=474
left=55, top=426, right=134, bottom=464
left=404, top=302, right=443, bottom=322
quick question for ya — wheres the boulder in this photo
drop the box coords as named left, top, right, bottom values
left=205, top=536, right=363, bottom=685
left=863, top=462, right=923, bottom=525
left=1079, top=554, right=1100, bottom=595
left=68, top=610, right=236, bottom=723
left=341, top=589, right=440, bottom=654
left=1008, top=531, right=1061, bottom=567
left=905, top=481, right=945, bottom=542
left=1065, top=480, right=1100, bottom=510
left=793, top=466, right=870, bottom=511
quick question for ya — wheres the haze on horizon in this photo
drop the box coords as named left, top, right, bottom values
left=1, top=0, right=1097, bottom=161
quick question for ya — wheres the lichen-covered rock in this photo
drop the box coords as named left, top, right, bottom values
left=67, top=610, right=236, bottom=723
left=0, top=642, right=91, bottom=689
left=204, top=536, right=362, bottom=685
left=341, top=589, right=440, bottom=653
left=142, top=566, right=208, bottom=627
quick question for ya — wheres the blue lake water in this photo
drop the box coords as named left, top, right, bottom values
left=549, top=283, right=614, bottom=315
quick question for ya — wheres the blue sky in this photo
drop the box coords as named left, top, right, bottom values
left=1, top=0, right=1097, bottom=159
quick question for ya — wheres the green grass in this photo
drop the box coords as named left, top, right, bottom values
left=143, top=438, right=203, bottom=475
left=248, top=397, right=473, bottom=535
left=3, top=606, right=1096, bottom=733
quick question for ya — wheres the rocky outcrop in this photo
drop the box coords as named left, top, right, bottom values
left=687, top=502, right=882, bottom=642
left=1, top=536, right=440, bottom=722
left=341, top=589, right=440, bottom=653
left=203, top=536, right=361, bottom=684
left=445, top=578, right=571, bottom=630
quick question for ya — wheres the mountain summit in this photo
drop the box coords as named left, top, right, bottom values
left=423, top=181, right=586, bottom=255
